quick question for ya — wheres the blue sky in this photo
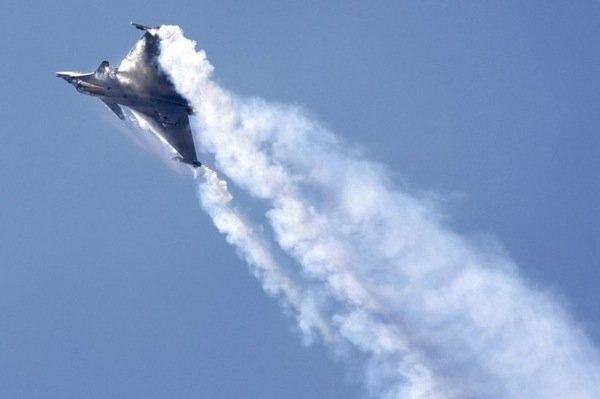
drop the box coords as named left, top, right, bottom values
left=1, top=2, right=599, bottom=398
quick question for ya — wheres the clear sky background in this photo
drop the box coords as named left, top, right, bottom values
left=1, top=1, right=598, bottom=398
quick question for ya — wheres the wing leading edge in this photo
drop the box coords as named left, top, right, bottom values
left=135, top=111, right=201, bottom=168
left=101, top=100, right=125, bottom=120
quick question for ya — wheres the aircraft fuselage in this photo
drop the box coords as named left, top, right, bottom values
left=56, top=23, right=202, bottom=168
left=56, top=70, right=192, bottom=117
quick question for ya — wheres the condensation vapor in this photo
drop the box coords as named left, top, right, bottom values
left=157, top=25, right=600, bottom=398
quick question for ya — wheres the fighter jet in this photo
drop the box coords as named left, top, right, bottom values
left=56, top=22, right=201, bottom=168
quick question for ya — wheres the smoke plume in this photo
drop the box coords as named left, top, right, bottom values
left=155, top=25, right=600, bottom=398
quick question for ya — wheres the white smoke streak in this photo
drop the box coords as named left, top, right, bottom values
left=194, top=166, right=335, bottom=343
left=157, top=26, right=600, bottom=398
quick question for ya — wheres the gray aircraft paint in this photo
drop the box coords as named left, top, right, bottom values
left=56, top=23, right=201, bottom=168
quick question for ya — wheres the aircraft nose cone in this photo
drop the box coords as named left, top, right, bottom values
left=56, top=72, right=74, bottom=83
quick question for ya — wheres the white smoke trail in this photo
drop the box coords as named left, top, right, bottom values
left=156, top=26, right=600, bottom=398
left=194, top=166, right=337, bottom=344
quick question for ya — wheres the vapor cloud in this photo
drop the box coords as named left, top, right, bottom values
left=156, top=26, right=600, bottom=398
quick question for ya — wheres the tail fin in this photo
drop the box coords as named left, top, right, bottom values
left=131, top=22, right=158, bottom=31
